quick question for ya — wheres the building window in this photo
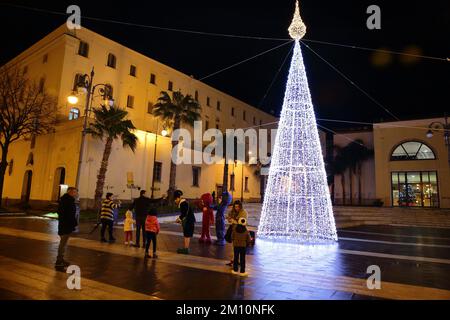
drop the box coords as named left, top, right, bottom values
left=69, top=108, right=80, bottom=120
left=243, top=110, right=246, bottom=121
left=23, top=66, right=28, bottom=75
left=231, top=107, right=235, bottom=117
left=78, top=41, right=89, bottom=57
left=127, top=95, right=134, bottom=108
left=391, top=141, right=436, bottom=161
left=43, top=54, right=48, bottom=64
left=107, top=53, right=117, bottom=68
left=205, top=120, right=209, bottom=130
left=217, top=101, right=221, bottom=111
left=194, top=90, right=199, bottom=101
left=150, top=73, right=156, bottom=84
left=168, top=81, right=173, bottom=91
left=147, top=102, right=154, bottom=114
left=260, top=120, right=262, bottom=126
left=153, top=162, right=162, bottom=182
left=206, top=97, right=211, bottom=107
left=244, top=177, right=249, bottom=192
left=391, top=171, right=439, bottom=208
left=253, top=117, right=256, bottom=125
left=216, top=124, right=220, bottom=130
left=30, top=135, right=36, bottom=149
left=192, top=167, right=201, bottom=187
left=38, top=78, right=45, bottom=93
left=230, top=173, right=235, bottom=191
left=8, top=159, right=13, bottom=176
left=26, top=153, right=34, bottom=166
left=130, top=65, right=137, bottom=77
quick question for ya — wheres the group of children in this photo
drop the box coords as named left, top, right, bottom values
left=123, top=207, right=160, bottom=259
left=102, top=190, right=253, bottom=276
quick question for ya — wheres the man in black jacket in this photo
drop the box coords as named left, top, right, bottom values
left=55, top=187, right=78, bottom=270
left=129, top=190, right=151, bottom=248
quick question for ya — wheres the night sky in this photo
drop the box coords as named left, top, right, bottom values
left=0, top=0, right=448, bottom=129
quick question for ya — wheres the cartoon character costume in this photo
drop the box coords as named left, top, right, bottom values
left=199, top=193, right=214, bottom=243
left=215, top=191, right=233, bottom=246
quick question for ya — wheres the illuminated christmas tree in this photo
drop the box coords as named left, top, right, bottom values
left=258, top=1, right=337, bottom=243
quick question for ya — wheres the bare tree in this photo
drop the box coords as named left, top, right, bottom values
left=0, top=66, right=57, bottom=207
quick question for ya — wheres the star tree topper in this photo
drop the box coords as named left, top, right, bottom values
left=288, top=1, right=307, bottom=40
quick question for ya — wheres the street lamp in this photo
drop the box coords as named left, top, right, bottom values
left=150, top=121, right=169, bottom=199
left=426, top=114, right=450, bottom=164
left=68, top=67, right=115, bottom=191
left=67, top=92, right=79, bottom=105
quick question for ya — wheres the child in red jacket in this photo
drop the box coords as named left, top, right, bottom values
left=199, top=193, right=214, bottom=244
left=144, top=208, right=160, bottom=259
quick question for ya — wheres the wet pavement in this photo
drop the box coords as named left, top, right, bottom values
left=0, top=216, right=450, bottom=300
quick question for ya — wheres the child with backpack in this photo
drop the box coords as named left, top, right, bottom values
left=231, top=217, right=252, bottom=277
left=144, top=208, right=160, bottom=259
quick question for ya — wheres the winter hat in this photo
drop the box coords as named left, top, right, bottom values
left=238, top=217, right=247, bottom=226
left=106, top=192, right=114, bottom=199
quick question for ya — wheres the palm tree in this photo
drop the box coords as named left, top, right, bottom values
left=152, top=91, right=201, bottom=202
left=331, top=146, right=350, bottom=205
left=343, top=140, right=374, bottom=205
left=87, top=105, right=138, bottom=209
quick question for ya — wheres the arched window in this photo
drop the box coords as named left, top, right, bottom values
left=69, top=108, right=80, bottom=120
left=107, top=53, right=117, bottom=68
left=391, top=141, right=436, bottom=161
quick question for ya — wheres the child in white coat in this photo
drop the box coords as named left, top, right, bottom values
left=123, top=210, right=135, bottom=245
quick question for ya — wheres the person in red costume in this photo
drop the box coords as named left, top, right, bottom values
left=198, top=193, right=214, bottom=244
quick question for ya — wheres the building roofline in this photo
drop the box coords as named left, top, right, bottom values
left=23, top=23, right=278, bottom=120
left=374, top=116, right=446, bottom=127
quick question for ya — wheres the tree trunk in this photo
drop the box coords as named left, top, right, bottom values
left=331, top=182, right=335, bottom=205
left=94, top=137, right=113, bottom=210
left=0, top=144, right=9, bottom=208
left=259, top=174, right=265, bottom=204
left=348, top=168, right=353, bottom=206
left=222, top=162, right=228, bottom=193
left=167, top=117, right=181, bottom=204
left=341, top=173, right=346, bottom=205
left=358, top=163, right=362, bottom=206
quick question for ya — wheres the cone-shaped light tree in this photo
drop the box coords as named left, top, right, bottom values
left=258, top=1, right=337, bottom=243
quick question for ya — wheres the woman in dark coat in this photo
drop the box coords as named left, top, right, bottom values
left=174, top=190, right=196, bottom=254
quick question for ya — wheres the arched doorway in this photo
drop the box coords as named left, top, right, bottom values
left=52, top=167, right=66, bottom=201
left=21, top=170, right=33, bottom=203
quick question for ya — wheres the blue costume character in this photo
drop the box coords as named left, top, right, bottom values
left=215, top=191, right=232, bottom=246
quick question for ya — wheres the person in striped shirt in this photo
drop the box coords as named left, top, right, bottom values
left=100, top=193, right=121, bottom=243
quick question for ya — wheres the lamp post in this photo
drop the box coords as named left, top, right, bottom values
left=426, top=114, right=450, bottom=165
left=150, top=120, right=168, bottom=199
left=67, top=67, right=114, bottom=191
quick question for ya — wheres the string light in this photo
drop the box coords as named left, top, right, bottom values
left=258, top=2, right=337, bottom=244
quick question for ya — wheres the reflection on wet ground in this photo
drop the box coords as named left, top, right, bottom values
left=0, top=216, right=450, bottom=300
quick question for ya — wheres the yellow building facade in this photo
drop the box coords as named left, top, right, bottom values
left=374, top=118, right=450, bottom=209
left=1, top=24, right=278, bottom=209
left=332, top=118, right=450, bottom=209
